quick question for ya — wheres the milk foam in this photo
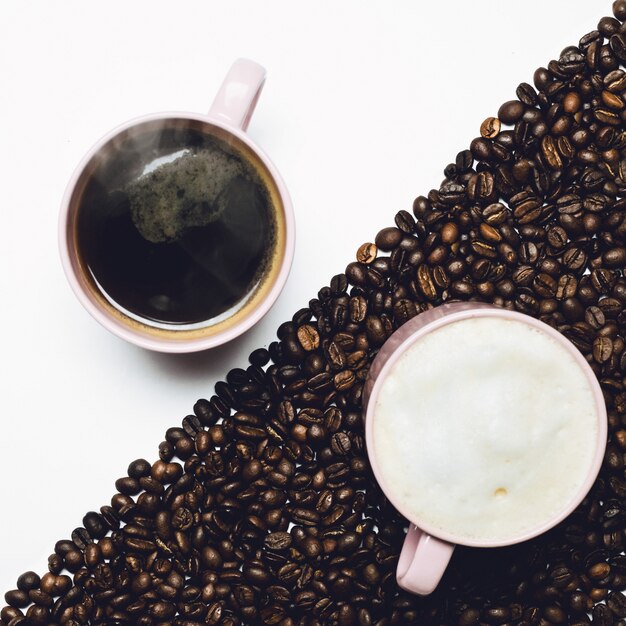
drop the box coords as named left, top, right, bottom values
left=372, top=316, right=599, bottom=543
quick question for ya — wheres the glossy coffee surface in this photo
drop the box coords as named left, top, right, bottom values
left=76, top=120, right=276, bottom=326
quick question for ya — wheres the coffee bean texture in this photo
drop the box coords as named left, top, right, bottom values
left=5, top=5, right=626, bottom=625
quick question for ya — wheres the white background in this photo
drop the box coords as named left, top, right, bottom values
left=0, top=0, right=604, bottom=596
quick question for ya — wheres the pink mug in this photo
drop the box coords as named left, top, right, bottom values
left=59, top=58, right=295, bottom=353
left=363, top=302, right=607, bottom=595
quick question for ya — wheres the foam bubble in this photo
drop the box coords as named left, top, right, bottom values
left=126, top=146, right=246, bottom=243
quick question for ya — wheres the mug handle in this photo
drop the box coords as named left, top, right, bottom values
left=396, top=524, right=455, bottom=595
left=208, top=58, right=266, bottom=132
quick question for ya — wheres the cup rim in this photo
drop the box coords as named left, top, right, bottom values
left=59, top=111, right=295, bottom=353
left=364, top=304, right=608, bottom=548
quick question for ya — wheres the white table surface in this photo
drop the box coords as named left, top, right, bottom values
left=0, top=0, right=603, bottom=597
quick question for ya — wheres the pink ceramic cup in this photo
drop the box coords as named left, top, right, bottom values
left=363, top=302, right=607, bottom=596
left=59, top=58, right=295, bottom=353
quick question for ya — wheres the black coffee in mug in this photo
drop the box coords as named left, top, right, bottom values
left=61, top=60, right=293, bottom=352
left=75, top=120, right=277, bottom=327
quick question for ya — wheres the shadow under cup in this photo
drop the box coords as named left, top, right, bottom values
left=62, top=117, right=288, bottom=350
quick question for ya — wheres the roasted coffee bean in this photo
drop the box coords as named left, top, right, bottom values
left=115, top=476, right=140, bottom=495
left=365, top=315, right=387, bottom=347
left=345, top=261, right=367, bottom=286
left=556, top=274, right=578, bottom=300
left=4, top=591, right=28, bottom=609
left=82, top=512, right=107, bottom=539
left=324, top=407, right=343, bottom=433
left=587, top=306, right=606, bottom=329
left=441, top=222, right=460, bottom=244
left=330, top=273, right=348, bottom=295
left=124, top=537, right=156, bottom=552
left=264, top=532, right=292, bottom=551
left=416, top=264, right=437, bottom=300
left=594, top=336, right=614, bottom=363
left=604, top=247, right=626, bottom=268
left=127, top=458, right=151, bottom=479
left=306, top=423, right=328, bottom=447
left=541, top=135, right=564, bottom=169
left=290, top=507, right=320, bottom=526
left=562, top=246, right=587, bottom=271
left=458, top=608, right=480, bottom=626
left=15, top=573, right=39, bottom=593
left=475, top=171, right=495, bottom=201
left=330, top=433, right=351, bottom=456
left=516, top=82, right=538, bottom=106
left=297, top=325, right=320, bottom=351
left=1, top=607, right=22, bottom=624
left=481, top=116, right=501, bottom=138
left=349, top=296, right=368, bottom=323
left=534, top=273, right=558, bottom=297
left=592, top=268, right=617, bottom=294
left=25, top=605, right=49, bottom=625
left=606, top=590, right=626, bottom=617
left=512, top=265, right=535, bottom=286
left=243, top=563, right=272, bottom=587
left=374, top=227, right=402, bottom=251
left=394, top=210, right=415, bottom=233
left=499, top=100, right=525, bottom=124
left=585, top=602, right=605, bottom=626
left=27, top=590, right=52, bottom=608
left=611, top=32, right=626, bottom=62
left=513, top=197, right=542, bottom=223
left=614, top=0, right=626, bottom=19
left=356, top=242, right=377, bottom=264
left=70, top=527, right=92, bottom=550
left=201, top=546, right=223, bottom=570
left=334, top=370, right=355, bottom=391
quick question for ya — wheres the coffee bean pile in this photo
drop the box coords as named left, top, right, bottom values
left=7, top=4, right=626, bottom=625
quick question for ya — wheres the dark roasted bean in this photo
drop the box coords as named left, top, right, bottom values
left=604, top=247, right=626, bottom=268
left=15, top=573, right=39, bottom=592
left=517, top=82, right=537, bottom=105
left=365, top=315, right=386, bottom=347
left=70, top=527, right=92, bottom=550
left=394, top=210, right=415, bottom=233
left=82, top=512, right=107, bottom=539
left=243, top=563, right=272, bottom=587
left=374, top=227, right=402, bottom=251
left=608, top=591, right=626, bottom=616
left=499, top=100, right=525, bottom=124
left=4, top=591, right=28, bottom=609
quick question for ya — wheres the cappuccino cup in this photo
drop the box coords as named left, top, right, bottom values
left=59, top=59, right=294, bottom=353
left=363, top=303, right=607, bottom=595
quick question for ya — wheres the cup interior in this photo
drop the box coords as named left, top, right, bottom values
left=364, top=306, right=608, bottom=548
left=61, top=115, right=291, bottom=351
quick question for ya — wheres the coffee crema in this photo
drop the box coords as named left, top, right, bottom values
left=70, top=119, right=283, bottom=335
left=372, top=316, right=599, bottom=544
